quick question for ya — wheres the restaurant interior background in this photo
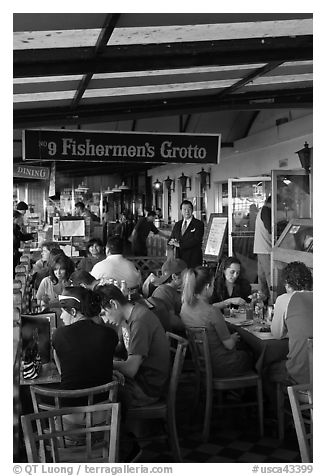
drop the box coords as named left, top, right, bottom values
left=11, top=9, right=319, bottom=466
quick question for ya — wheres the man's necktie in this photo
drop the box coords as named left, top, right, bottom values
left=181, top=220, right=187, bottom=235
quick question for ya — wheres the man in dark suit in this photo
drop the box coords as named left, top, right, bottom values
left=168, top=200, right=204, bottom=268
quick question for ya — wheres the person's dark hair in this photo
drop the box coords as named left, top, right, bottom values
left=180, top=200, right=193, bottom=211
left=16, top=201, right=28, bottom=211
left=212, top=256, right=245, bottom=302
left=59, top=286, right=101, bottom=318
left=147, top=211, right=156, bottom=218
left=13, top=210, right=23, bottom=220
left=86, top=238, right=103, bottom=254
left=182, top=266, right=214, bottom=306
left=70, top=270, right=96, bottom=287
left=41, top=241, right=61, bottom=253
left=75, top=201, right=85, bottom=211
left=49, top=253, right=75, bottom=284
left=95, top=284, right=128, bottom=309
left=221, top=256, right=242, bottom=273
left=282, top=261, right=312, bottom=291
left=47, top=248, right=65, bottom=268
left=106, top=236, right=123, bottom=255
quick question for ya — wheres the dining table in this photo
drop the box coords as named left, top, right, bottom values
left=20, top=361, right=61, bottom=386
left=225, top=312, right=289, bottom=375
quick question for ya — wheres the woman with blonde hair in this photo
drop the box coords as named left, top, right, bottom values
left=180, top=266, right=252, bottom=378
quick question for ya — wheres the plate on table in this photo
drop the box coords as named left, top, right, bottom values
left=239, top=320, right=254, bottom=327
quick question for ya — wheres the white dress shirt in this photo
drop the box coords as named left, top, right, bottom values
left=91, top=254, right=141, bottom=288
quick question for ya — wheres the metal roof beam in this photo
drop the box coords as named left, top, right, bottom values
left=214, top=61, right=284, bottom=99
left=70, top=14, right=121, bottom=110
left=13, top=88, right=312, bottom=127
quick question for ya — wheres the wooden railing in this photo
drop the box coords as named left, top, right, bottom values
left=128, top=256, right=166, bottom=281
left=146, top=234, right=168, bottom=257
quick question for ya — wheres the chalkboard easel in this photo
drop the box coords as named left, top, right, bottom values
left=203, top=213, right=228, bottom=263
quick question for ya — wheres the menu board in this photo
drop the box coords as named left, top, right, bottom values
left=203, top=214, right=228, bottom=262
left=59, top=217, right=85, bottom=237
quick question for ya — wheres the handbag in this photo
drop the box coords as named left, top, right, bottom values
left=22, top=329, right=42, bottom=379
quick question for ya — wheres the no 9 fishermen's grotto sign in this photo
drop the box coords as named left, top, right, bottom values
left=23, top=130, right=221, bottom=164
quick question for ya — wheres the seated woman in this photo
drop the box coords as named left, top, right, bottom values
left=36, top=253, right=75, bottom=310
left=77, top=238, right=106, bottom=273
left=32, top=241, right=61, bottom=274
left=53, top=287, right=118, bottom=391
left=32, top=241, right=61, bottom=287
left=33, top=248, right=65, bottom=290
left=180, top=266, right=252, bottom=378
left=270, top=261, right=313, bottom=385
left=210, top=256, right=251, bottom=311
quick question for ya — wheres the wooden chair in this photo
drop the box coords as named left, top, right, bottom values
left=276, top=336, right=313, bottom=440
left=21, top=402, right=120, bottom=463
left=186, top=326, right=264, bottom=442
left=20, top=255, right=31, bottom=269
left=126, top=331, right=188, bottom=462
left=287, top=384, right=313, bottom=462
left=15, top=264, right=29, bottom=274
left=13, top=280, right=22, bottom=312
left=30, top=381, right=119, bottom=458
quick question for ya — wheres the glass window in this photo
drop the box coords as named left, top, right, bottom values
left=275, top=174, right=311, bottom=241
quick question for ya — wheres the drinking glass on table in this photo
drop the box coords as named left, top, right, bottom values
left=224, top=305, right=231, bottom=318
left=244, top=303, right=254, bottom=321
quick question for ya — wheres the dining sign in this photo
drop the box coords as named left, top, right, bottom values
left=23, top=129, right=221, bottom=164
left=13, top=163, right=50, bottom=180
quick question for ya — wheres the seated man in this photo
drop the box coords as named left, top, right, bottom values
left=91, top=236, right=142, bottom=290
left=270, top=261, right=313, bottom=385
left=152, top=258, right=187, bottom=333
left=95, top=284, right=170, bottom=409
left=135, top=295, right=171, bottom=332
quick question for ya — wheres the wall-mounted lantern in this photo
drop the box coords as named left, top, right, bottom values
left=153, top=178, right=162, bottom=191
left=197, top=168, right=211, bottom=189
left=296, top=141, right=312, bottom=174
left=178, top=172, right=191, bottom=192
left=164, top=176, right=175, bottom=192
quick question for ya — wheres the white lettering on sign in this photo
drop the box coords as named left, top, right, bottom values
left=59, top=137, right=207, bottom=160
left=61, top=138, right=156, bottom=158
left=48, top=142, right=57, bottom=156
left=160, top=141, right=207, bottom=160
left=17, top=166, right=47, bottom=178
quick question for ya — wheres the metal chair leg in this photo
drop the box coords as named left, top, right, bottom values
left=167, top=414, right=182, bottom=462
left=276, top=383, right=285, bottom=440
left=257, top=379, right=264, bottom=437
left=202, top=386, right=213, bottom=442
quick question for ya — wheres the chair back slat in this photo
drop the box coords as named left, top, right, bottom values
left=21, top=403, right=120, bottom=463
left=307, top=338, right=313, bottom=385
left=165, top=332, right=188, bottom=414
left=30, top=380, right=119, bottom=412
left=288, top=384, right=313, bottom=463
left=186, top=327, right=213, bottom=392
